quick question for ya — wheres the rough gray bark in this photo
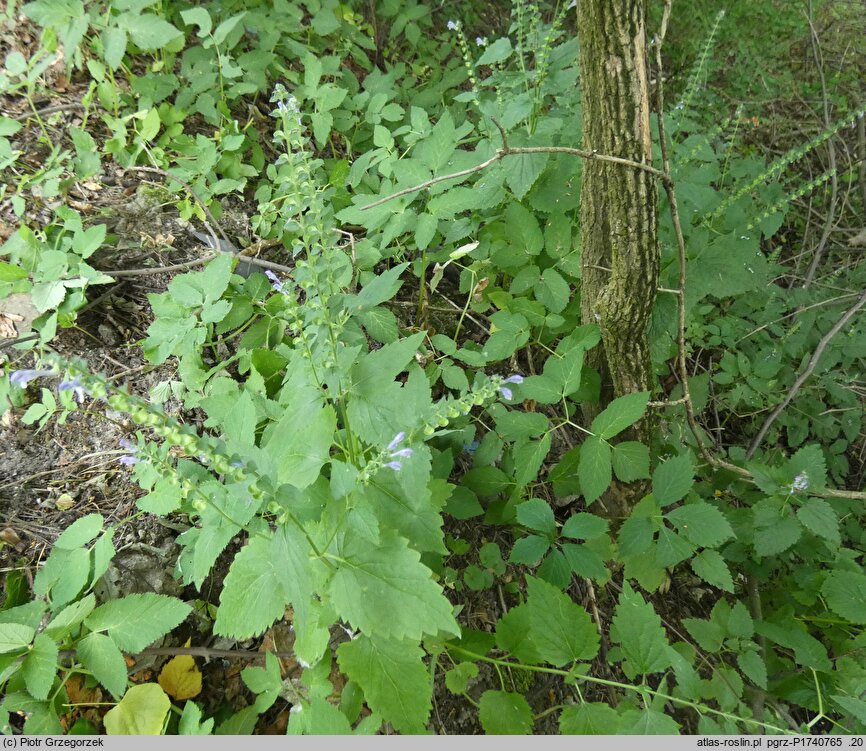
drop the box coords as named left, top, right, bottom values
left=578, top=0, right=659, bottom=420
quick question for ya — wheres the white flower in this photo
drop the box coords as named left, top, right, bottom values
left=447, top=20, right=459, bottom=31
left=475, top=36, right=488, bottom=47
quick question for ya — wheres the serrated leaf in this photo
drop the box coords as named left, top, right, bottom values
left=85, top=594, right=190, bottom=652
left=45, top=594, right=96, bottom=639
left=525, top=577, right=599, bottom=666
left=509, top=534, right=551, bottom=565
left=344, top=262, right=408, bottom=312
left=504, top=152, right=549, bottom=200
left=534, top=266, right=569, bottom=313
left=665, top=502, right=734, bottom=548
left=654, top=527, right=695, bottom=568
left=559, top=702, right=621, bottom=734
left=55, top=513, right=104, bottom=549
left=832, top=695, right=866, bottom=725
left=561, top=513, right=608, bottom=541
left=652, top=454, right=694, bottom=506
left=495, top=604, right=542, bottom=663
left=445, top=662, right=479, bottom=694
left=796, top=499, right=839, bottom=545
left=545, top=347, right=584, bottom=397
left=519, top=374, right=560, bottom=404
left=682, top=617, right=724, bottom=652
left=329, top=531, right=459, bottom=641
left=104, top=683, right=170, bottom=735
left=513, top=434, right=551, bottom=487
left=516, top=498, right=556, bottom=537
left=479, top=691, right=533, bottom=734
left=737, top=650, right=767, bottom=689
left=578, top=436, right=611, bottom=504
left=22, top=634, right=58, bottom=700
left=620, top=709, right=680, bottom=734
left=612, top=441, right=650, bottom=482
left=213, top=535, right=288, bottom=640
left=691, top=549, right=733, bottom=592
left=76, top=632, right=128, bottom=699
left=786, top=444, right=827, bottom=492
left=477, top=37, right=513, bottom=66
left=753, top=514, right=801, bottom=556
left=822, top=571, right=866, bottom=624
left=591, top=392, right=649, bottom=440
left=610, top=583, right=671, bottom=676
left=562, top=544, right=608, bottom=581
left=726, top=601, right=754, bottom=638
left=337, top=634, right=430, bottom=733
left=0, top=623, right=35, bottom=653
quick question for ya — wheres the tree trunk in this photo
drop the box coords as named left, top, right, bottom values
left=577, top=0, right=659, bottom=423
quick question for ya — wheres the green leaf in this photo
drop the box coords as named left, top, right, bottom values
left=620, top=709, right=680, bottom=734
left=654, top=527, right=694, bottom=568
left=122, top=14, right=182, bottom=50
left=263, top=367, right=336, bottom=488
left=76, top=632, right=128, bottom=699
left=0, top=623, right=34, bottom=653
left=179, top=701, right=214, bottom=735
left=786, top=444, right=827, bottom=492
left=337, top=634, right=430, bottom=734
left=822, top=571, right=866, bottom=624
left=45, top=595, right=95, bottom=639
left=591, top=391, right=649, bottom=440
left=85, top=594, right=190, bottom=652
left=796, top=499, right=839, bottom=545
left=180, top=7, right=212, bottom=36
left=665, top=502, right=734, bottom=548
left=55, top=513, right=104, bottom=549
left=329, top=531, right=459, bottom=641
left=534, top=267, right=570, bottom=313
left=525, top=577, right=599, bottom=665
left=726, top=601, right=754, bottom=639
left=738, top=650, right=767, bottom=689
left=690, top=549, right=734, bottom=592
left=560, top=702, right=620, bottom=734
left=504, top=202, right=543, bottom=255
left=509, top=534, right=550, bottom=565
left=832, top=695, right=866, bottom=726
left=519, top=374, right=560, bottom=404
left=561, top=513, right=608, bottom=541
left=101, top=26, right=127, bottom=70
left=104, top=683, right=170, bottom=734
left=652, top=454, right=694, bottom=506
left=578, top=436, right=611, bottom=504
left=611, top=441, right=650, bottom=482
left=214, top=535, right=289, bottom=640
left=504, top=151, right=549, bottom=201
left=445, top=662, right=479, bottom=694
left=495, top=604, right=542, bottom=663
left=610, top=583, right=671, bottom=676
left=22, top=634, right=58, bottom=700
left=513, top=434, right=552, bottom=488
left=343, top=263, right=408, bottom=312
left=545, top=347, right=584, bottom=397
left=562, top=544, right=608, bottom=582
left=756, top=621, right=831, bottom=671
left=477, top=37, right=513, bottom=66
left=516, top=499, right=556, bottom=537
left=478, top=691, right=533, bottom=734
left=682, top=617, right=724, bottom=652
left=753, top=500, right=802, bottom=556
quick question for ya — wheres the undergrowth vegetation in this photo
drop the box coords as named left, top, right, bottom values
left=2, top=0, right=866, bottom=736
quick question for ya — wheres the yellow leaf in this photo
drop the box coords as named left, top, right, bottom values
left=158, top=654, right=202, bottom=700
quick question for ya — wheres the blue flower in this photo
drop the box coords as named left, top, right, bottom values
left=387, top=432, right=406, bottom=451
left=118, top=438, right=139, bottom=466
left=498, top=374, right=524, bottom=400
left=447, top=19, right=459, bottom=31
left=384, top=461, right=403, bottom=471
left=390, top=448, right=413, bottom=459
left=789, top=472, right=809, bottom=494
left=265, top=270, right=287, bottom=294
left=59, top=377, right=88, bottom=403
left=9, top=369, right=55, bottom=387
left=475, top=36, right=488, bottom=47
